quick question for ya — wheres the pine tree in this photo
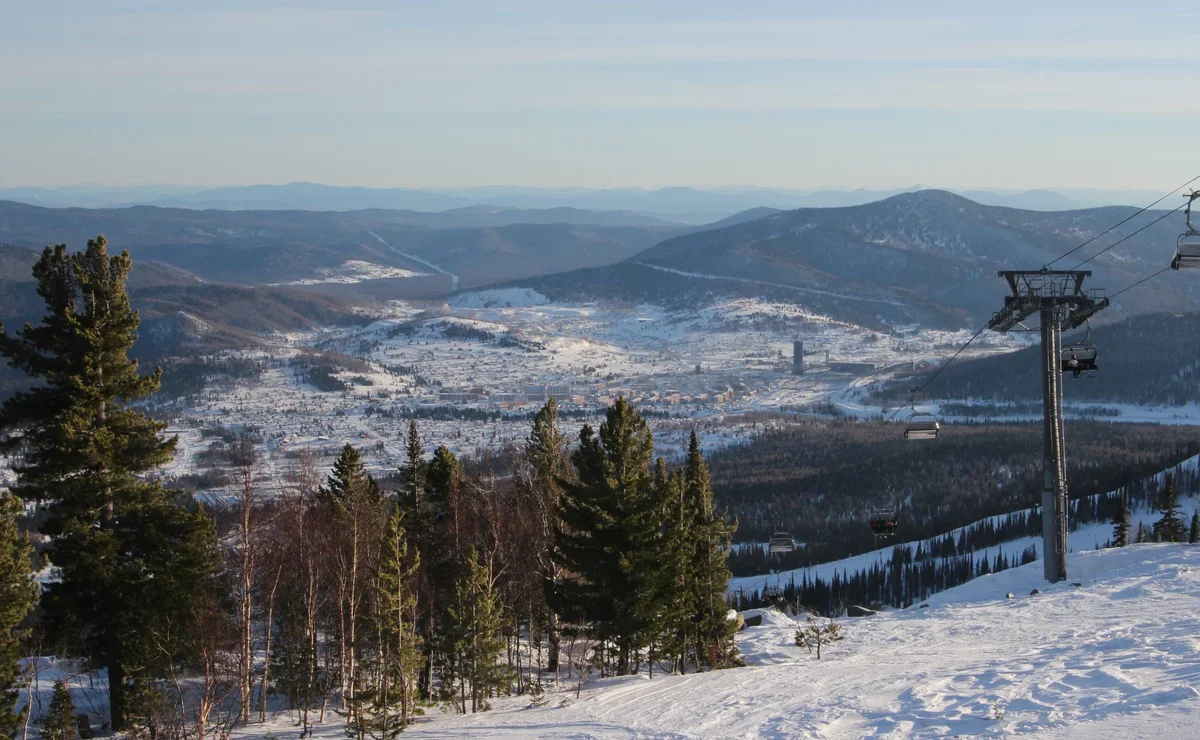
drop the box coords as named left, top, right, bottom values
left=521, top=400, right=568, bottom=674
left=1154, top=474, right=1185, bottom=543
left=0, top=493, right=37, bottom=738
left=654, top=467, right=692, bottom=673
left=683, top=430, right=738, bottom=670
left=0, top=238, right=221, bottom=731
left=358, top=507, right=423, bottom=737
left=321, top=444, right=387, bottom=719
left=1111, top=494, right=1130, bottom=548
left=42, top=680, right=76, bottom=740
left=440, top=551, right=510, bottom=713
left=552, top=398, right=659, bottom=676
left=1191, top=512, right=1200, bottom=546
left=1135, top=521, right=1148, bottom=544
left=401, top=420, right=425, bottom=507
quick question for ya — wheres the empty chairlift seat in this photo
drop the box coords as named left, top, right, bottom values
left=768, top=532, right=795, bottom=554
left=1173, top=234, right=1200, bottom=271
left=904, top=413, right=940, bottom=440
left=1061, top=346, right=1098, bottom=376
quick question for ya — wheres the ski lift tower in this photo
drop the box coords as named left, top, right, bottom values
left=988, top=269, right=1109, bottom=582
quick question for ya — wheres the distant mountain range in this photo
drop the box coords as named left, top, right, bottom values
left=0, top=183, right=1167, bottom=224
left=0, top=200, right=688, bottom=290
left=3, top=190, right=1194, bottom=345
left=506, top=190, right=1195, bottom=330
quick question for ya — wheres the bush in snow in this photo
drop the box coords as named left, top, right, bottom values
left=795, top=616, right=844, bottom=660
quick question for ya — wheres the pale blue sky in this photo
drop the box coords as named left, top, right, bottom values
left=1, top=1, right=1197, bottom=189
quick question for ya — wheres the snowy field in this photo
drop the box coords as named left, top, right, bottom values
left=26, top=545, right=1200, bottom=738
left=274, top=259, right=427, bottom=285
left=152, top=294, right=1027, bottom=490
left=235, top=544, right=1200, bottom=738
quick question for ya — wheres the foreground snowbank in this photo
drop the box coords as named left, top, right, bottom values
left=225, top=544, right=1200, bottom=739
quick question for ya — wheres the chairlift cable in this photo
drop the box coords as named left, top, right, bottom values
left=912, top=323, right=990, bottom=395
left=1045, top=174, right=1200, bottom=268
left=1108, top=266, right=1173, bottom=300
left=1067, top=202, right=1189, bottom=270
left=888, top=178, right=1196, bottom=421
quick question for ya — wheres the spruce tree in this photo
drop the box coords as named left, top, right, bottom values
left=0, top=238, right=220, bottom=731
left=553, top=398, right=659, bottom=675
left=1111, top=494, right=1130, bottom=548
left=401, top=420, right=425, bottom=507
left=359, top=507, right=423, bottom=737
left=1154, top=474, right=1185, bottom=543
left=521, top=400, right=568, bottom=673
left=0, top=493, right=37, bottom=738
left=1135, top=521, right=1148, bottom=544
left=42, top=680, right=75, bottom=740
left=1191, top=512, right=1200, bottom=546
left=321, top=444, right=387, bottom=719
left=653, top=466, right=691, bottom=673
left=440, top=551, right=509, bottom=713
left=683, top=430, right=738, bottom=670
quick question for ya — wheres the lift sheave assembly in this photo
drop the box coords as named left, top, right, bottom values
left=1172, top=191, right=1200, bottom=270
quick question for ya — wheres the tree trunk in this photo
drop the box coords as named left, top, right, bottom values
left=547, top=611, right=560, bottom=675
left=259, top=566, right=281, bottom=722
left=346, top=521, right=359, bottom=715
left=108, top=660, right=126, bottom=732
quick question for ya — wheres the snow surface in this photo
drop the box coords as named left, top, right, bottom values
left=276, top=260, right=426, bottom=285
left=211, top=544, right=1200, bottom=738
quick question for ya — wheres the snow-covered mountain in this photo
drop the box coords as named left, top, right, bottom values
left=514, top=190, right=1193, bottom=330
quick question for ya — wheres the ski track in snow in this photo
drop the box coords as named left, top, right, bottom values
left=367, top=229, right=459, bottom=290
left=635, top=262, right=910, bottom=307
left=211, top=545, right=1200, bottom=739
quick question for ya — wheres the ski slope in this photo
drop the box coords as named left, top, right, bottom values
left=729, top=453, right=1200, bottom=601
left=234, top=544, right=1200, bottom=738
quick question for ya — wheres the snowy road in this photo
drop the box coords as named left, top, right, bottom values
left=635, top=262, right=910, bottom=307
left=367, top=229, right=459, bottom=291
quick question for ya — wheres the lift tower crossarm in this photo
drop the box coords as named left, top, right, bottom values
left=987, top=268, right=1108, bottom=583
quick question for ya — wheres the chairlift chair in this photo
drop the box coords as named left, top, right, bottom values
left=904, top=413, right=940, bottom=440
left=869, top=510, right=898, bottom=537
left=1172, top=192, right=1200, bottom=270
left=902, top=388, right=940, bottom=440
left=1061, top=319, right=1098, bottom=378
left=1061, top=346, right=1098, bottom=378
left=768, top=531, right=795, bottom=554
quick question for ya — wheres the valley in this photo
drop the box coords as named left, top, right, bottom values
left=149, top=289, right=1019, bottom=499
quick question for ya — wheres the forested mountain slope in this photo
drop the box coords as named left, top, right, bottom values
left=872, top=311, right=1200, bottom=406
left=708, top=417, right=1199, bottom=567
left=513, top=190, right=1193, bottom=329
left=0, top=242, right=364, bottom=400
left=0, top=200, right=686, bottom=288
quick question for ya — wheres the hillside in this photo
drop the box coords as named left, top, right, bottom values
left=513, top=190, right=1194, bottom=330
left=0, top=200, right=686, bottom=289
left=872, top=311, right=1200, bottom=407
left=253, top=545, right=1200, bottom=739
left=366, top=221, right=679, bottom=289
left=0, top=242, right=365, bottom=400
left=707, top=417, right=1200, bottom=563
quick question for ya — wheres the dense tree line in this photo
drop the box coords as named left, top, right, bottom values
left=712, top=417, right=1200, bottom=572
left=0, top=237, right=738, bottom=737
left=873, top=312, right=1200, bottom=406
left=733, top=465, right=1200, bottom=614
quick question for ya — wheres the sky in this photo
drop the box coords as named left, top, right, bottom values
left=1, top=1, right=1198, bottom=190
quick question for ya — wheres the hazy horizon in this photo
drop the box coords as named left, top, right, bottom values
left=3, top=1, right=1198, bottom=190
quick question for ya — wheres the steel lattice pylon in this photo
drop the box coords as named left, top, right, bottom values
left=987, top=269, right=1109, bottom=582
